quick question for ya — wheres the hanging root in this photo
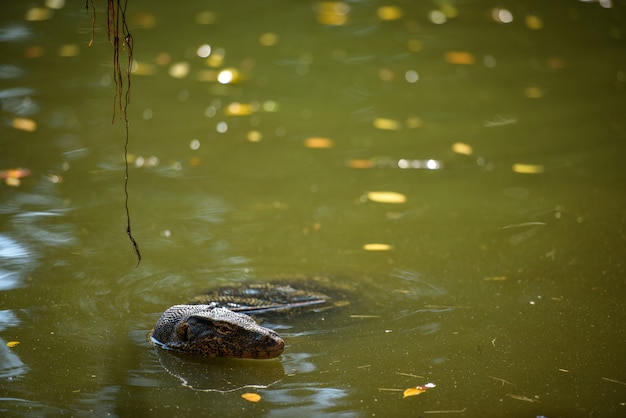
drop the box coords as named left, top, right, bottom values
left=88, top=0, right=142, bottom=266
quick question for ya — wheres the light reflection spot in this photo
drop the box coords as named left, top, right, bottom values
left=45, top=0, right=65, bottom=9
left=491, top=8, right=513, bottom=23
left=262, top=101, right=279, bottom=112
left=195, top=11, right=216, bottom=25
left=216, top=121, right=228, bottom=133
left=484, top=55, right=497, bottom=68
left=217, top=68, right=240, bottom=84
left=259, top=32, right=279, bottom=46
left=178, top=90, right=190, bottom=101
left=197, top=44, right=212, bottom=58
left=190, top=139, right=200, bottom=150
left=247, top=130, right=262, bottom=142
left=169, top=62, right=190, bottom=79
left=429, top=10, right=447, bottom=24
left=405, top=70, right=419, bottom=83
left=426, top=159, right=440, bottom=170
left=205, top=107, right=216, bottom=117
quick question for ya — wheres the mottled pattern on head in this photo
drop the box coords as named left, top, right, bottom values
left=151, top=305, right=284, bottom=359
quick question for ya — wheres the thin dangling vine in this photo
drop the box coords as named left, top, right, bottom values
left=87, top=0, right=141, bottom=266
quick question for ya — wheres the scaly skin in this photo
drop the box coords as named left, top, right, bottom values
left=151, top=305, right=285, bottom=359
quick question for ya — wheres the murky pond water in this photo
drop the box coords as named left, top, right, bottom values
left=1, top=1, right=625, bottom=416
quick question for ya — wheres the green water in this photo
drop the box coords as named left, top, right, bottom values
left=1, top=1, right=625, bottom=416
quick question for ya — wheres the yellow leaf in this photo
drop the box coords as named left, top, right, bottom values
left=247, top=130, right=263, bottom=142
left=444, top=51, right=475, bottom=65
left=12, top=117, right=37, bottom=132
left=241, top=392, right=261, bottom=402
left=403, top=387, right=427, bottom=398
left=366, top=191, right=407, bottom=204
left=451, top=142, right=473, bottom=155
left=512, top=163, right=544, bottom=174
left=373, top=118, right=401, bottom=131
left=7, top=341, right=20, bottom=348
left=225, top=102, right=256, bottom=116
left=403, top=382, right=436, bottom=398
left=377, top=6, right=403, bottom=21
left=304, top=137, right=334, bottom=149
left=363, top=243, right=393, bottom=251
left=346, top=159, right=375, bottom=169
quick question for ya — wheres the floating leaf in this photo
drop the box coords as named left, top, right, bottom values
left=12, top=117, right=37, bottom=132
left=225, top=102, right=256, bottom=116
left=247, top=130, right=263, bottom=142
left=7, top=341, right=20, bottom=348
left=304, top=137, right=334, bottom=149
left=403, top=387, right=426, bottom=397
left=346, top=159, right=375, bottom=169
left=1, top=168, right=31, bottom=186
left=512, top=163, right=544, bottom=174
left=444, top=51, right=475, bottom=65
left=366, top=191, right=407, bottom=204
left=403, top=382, right=436, bottom=398
left=241, top=392, right=261, bottom=403
left=451, top=142, right=473, bottom=155
left=377, top=6, right=403, bottom=21
left=0, top=168, right=32, bottom=180
left=363, top=243, right=393, bottom=251
left=373, top=118, right=401, bottom=131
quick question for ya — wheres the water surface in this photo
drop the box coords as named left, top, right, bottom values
left=1, top=1, right=625, bottom=416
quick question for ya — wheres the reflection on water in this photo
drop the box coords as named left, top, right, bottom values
left=264, top=386, right=357, bottom=418
left=153, top=348, right=284, bottom=392
left=0, top=310, right=27, bottom=379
